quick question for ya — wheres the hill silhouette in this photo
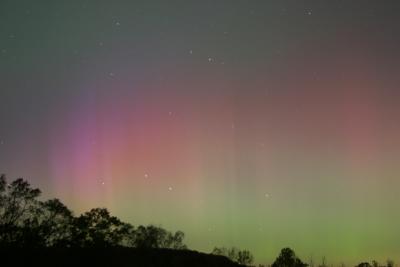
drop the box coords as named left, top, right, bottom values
left=1, top=174, right=395, bottom=267
left=1, top=247, right=246, bottom=267
left=0, top=174, right=251, bottom=266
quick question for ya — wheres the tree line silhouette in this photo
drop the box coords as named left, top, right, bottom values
left=212, top=247, right=255, bottom=265
left=0, top=175, right=396, bottom=267
left=0, top=174, right=186, bottom=249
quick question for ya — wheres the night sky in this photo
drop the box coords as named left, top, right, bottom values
left=1, top=1, right=400, bottom=264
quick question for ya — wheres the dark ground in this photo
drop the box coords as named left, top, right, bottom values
left=0, top=248, right=246, bottom=267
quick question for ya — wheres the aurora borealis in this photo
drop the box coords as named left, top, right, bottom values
left=1, top=0, right=400, bottom=265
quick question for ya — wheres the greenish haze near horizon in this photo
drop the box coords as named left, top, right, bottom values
left=1, top=1, right=399, bottom=265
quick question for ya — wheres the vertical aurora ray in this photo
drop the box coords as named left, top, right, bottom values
left=1, top=1, right=400, bottom=265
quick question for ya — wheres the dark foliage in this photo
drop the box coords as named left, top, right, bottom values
left=271, top=247, right=308, bottom=267
left=0, top=175, right=42, bottom=246
left=0, top=175, right=248, bottom=267
left=132, top=225, right=187, bottom=249
left=212, top=247, right=254, bottom=265
left=0, top=175, right=187, bottom=250
left=0, top=247, right=247, bottom=267
left=356, top=263, right=372, bottom=267
left=356, top=261, right=395, bottom=267
left=2, top=175, right=392, bottom=267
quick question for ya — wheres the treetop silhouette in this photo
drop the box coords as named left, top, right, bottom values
left=0, top=174, right=187, bottom=250
left=271, top=247, right=308, bottom=267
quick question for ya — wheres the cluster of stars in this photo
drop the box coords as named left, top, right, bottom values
left=188, top=49, right=225, bottom=65
left=143, top=173, right=173, bottom=192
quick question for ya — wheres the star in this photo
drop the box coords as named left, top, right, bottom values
left=101, top=181, right=105, bottom=185
left=168, top=186, right=173, bottom=191
left=306, top=9, right=312, bottom=15
left=265, top=193, right=270, bottom=198
left=189, top=50, right=193, bottom=54
left=168, top=111, right=173, bottom=116
left=208, top=57, right=213, bottom=62
left=115, top=21, right=121, bottom=26
left=144, top=173, right=149, bottom=178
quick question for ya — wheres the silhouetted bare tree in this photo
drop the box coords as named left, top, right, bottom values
left=168, top=230, right=187, bottom=249
left=237, top=250, right=254, bottom=265
left=319, top=256, right=327, bottom=267
left=0, top=175, right=41, bottom=246
left=212, top=247, right=254, bottom=266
